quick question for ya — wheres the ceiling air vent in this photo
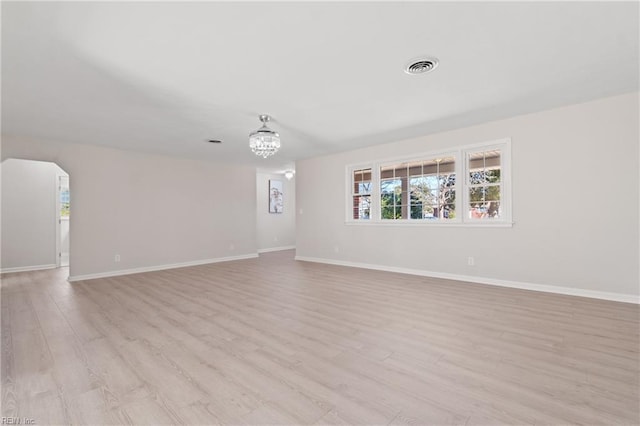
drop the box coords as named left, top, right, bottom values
left=207, top=139, right=222, bottom=144
left=404, top=57, right=439, bottom=75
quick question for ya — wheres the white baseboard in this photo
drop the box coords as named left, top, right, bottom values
left=295, top=256, right=639, bottom=304
left=0, top=264, right=57, bottom=274
left=68, top=253, right=259, bottom=282
left=257, top=245, right=296, bottom=254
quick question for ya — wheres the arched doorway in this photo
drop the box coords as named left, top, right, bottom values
left=1, top=159, right=70, bottom=273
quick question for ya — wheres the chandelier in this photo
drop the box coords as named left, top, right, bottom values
left=249, top=114, right=280, bottom=158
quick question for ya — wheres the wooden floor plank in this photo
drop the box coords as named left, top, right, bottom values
left=1, top=250, right=638, bottom=425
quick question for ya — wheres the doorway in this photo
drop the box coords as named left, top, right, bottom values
left=57, top=175, right=70, bottom=267
left=0, top=159, right=70, bottom=273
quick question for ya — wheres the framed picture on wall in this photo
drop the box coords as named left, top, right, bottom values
left=269, top=180, right=283, bottom=213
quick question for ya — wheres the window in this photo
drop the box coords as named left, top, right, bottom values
left=346, top=138, right=511, bottom=225
left=380, top=156, right=456, bottom=221
left=352, top=168, right=372, bottom=219
left=466, top=149, right=502, bottom=220
left=380, top=164, right=405, bottom=219
left=59, top=175, right=70, bottom=218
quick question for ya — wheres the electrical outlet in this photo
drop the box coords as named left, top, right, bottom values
left=115, top=254, right=121, bottom=262
left=229, top=244, right=235, bottom=251
left=274, top=236, right=279, bottom=242
left=468, top=256, right=475, bottom=266
left=334, top=245, right=340, bottom=253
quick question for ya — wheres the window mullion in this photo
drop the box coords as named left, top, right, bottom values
left=372, top=164, right=380, bottom=221
left=457, top=149, right=466, bottom=223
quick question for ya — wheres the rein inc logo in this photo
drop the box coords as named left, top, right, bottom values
left=1, top=418, right=35, bottom=425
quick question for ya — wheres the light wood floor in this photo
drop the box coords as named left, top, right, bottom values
left=1, top=250, right=638, bottom=425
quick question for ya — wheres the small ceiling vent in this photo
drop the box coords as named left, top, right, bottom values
left=207, top=139, right=222, bottom=144
left=404, top=57, right=439, bottom=75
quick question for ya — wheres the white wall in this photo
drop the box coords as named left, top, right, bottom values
left=1, top=159, right=68, bottom=271
left=1, top=137, right=257, bottom=279
left=256, top=172, right=296, bottom=251
left=295, top=92, right=639, bottom=300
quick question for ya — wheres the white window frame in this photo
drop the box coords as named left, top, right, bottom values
left=462, top=139, right=512, bottom=225
left=345, top=138, right=513, bottom=227
left=349, top=166, right=375, bottom=220
left=377, top=151, right=459, bottom=222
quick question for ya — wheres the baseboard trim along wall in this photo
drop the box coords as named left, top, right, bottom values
left=294, top=256, right=639, bottom=304
left=68, top=253, right=259, bottom=282
left=257, top=245, right=296, bottom=254
left=0, top=263, right=57, bottom=274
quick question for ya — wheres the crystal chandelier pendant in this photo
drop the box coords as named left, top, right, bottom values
left=249, top=115, right=280, bottom=158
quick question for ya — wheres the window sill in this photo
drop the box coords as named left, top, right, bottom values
left=345, top=220, right=514, bottom=228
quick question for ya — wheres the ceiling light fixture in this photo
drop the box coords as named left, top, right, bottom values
left=404, top=57, right=439, bottom=75
left=249, top=114, right=280, bottom=158
left=284, top=170, right=294, bottom=180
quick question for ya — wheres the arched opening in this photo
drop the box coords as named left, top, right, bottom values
left=1, top=158, right=71, bottom=273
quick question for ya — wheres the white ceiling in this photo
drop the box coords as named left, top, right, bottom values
left=2, top=2, right=638, bottom=172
